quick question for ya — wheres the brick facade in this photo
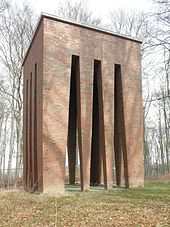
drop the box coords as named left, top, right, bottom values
left=23, top=13, right=144, bottom=194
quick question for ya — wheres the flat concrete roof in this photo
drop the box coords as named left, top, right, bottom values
left=22, top=12, right=142, bottom=65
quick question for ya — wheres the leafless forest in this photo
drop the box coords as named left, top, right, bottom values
left=0, top=0, right=169, bottom=188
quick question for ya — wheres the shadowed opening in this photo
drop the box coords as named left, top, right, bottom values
left=25, top=79, right=28, bottom=188
left=90, top=60, right=104, bottom=187
left=114, top=64, right=129, bottom=188
left=33, top=63, right=38, bottom=190
left=66, top=55, right=81, bottom=189
left=29, top=73, right=33, bottom=188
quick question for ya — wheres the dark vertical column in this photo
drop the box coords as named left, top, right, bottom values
left=90, top=60, right=102, bottom=186
left=24, top=79, right=29, bottom=189
left=114, top=64, right=121, bottom=186
left=31, top=70, right=35, bottom=190
left=27, top=78, right=30, bottom=188
left=67, top=56, right=77, bottom=185
left=27, top=77, right=30, bottom=188
left=75, top=56, right=84, bottom=191
left=29, top=73, right=33, bottom=189
left=36, top=62, right=43, bottom=192
left=114, top=64, right=129, bottom=188
left=32, top=63, right=38, bottom=190
left=34, top=63, right=38, bottom=190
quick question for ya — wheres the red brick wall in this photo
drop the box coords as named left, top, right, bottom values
left=23, top=21, right=43, bottom=192
left=23, top=15, right=144, bottom=193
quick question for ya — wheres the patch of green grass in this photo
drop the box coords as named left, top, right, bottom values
left=144, top=181, right=170, bottom=189
left=0, top=182, right=170, bottom=226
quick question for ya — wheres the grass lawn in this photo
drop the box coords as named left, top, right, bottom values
left=0, top=182, right=169, bottom=226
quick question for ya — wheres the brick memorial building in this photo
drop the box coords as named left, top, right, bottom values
left=22, top=13, right=144, bottom=194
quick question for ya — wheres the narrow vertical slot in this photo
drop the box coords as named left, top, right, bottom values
left=114, top=64, right=129, bottom=188
left=90, top=60, right=106, bottom=188
left=29, top=73, right=33, bottom=188
left=114, top=64, right=121, bottom=186
left=75, top=56, right=83, bottom=190
left=90, top=60, right=100, bottom=185
left=67, top=55, right=79, bottom=185
left=33, top=63, right=38, bottom=190
left=25, top=79, right=29, bottom=188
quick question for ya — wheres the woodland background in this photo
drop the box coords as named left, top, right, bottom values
left=0, top=0, right=169, bottom=187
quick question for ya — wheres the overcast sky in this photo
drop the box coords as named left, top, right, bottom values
left=13, top=0, right=153, bottom=22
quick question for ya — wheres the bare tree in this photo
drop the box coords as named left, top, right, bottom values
left=154, top=1, right=170, bottom=29
left=109, top=9, right=148, bottom=38
left=150, top=0, right=170, bottom=174
left=108, top=9, right=157, bottom=177
left=0, top=91, right=9, bottom=186
left=56, top=0, right=101, bottom=26
left=0, top=2, right=36, bottom=185
left=0, top=0, right=8, bottom=13
left=149, top=1, right=170, bottom=51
